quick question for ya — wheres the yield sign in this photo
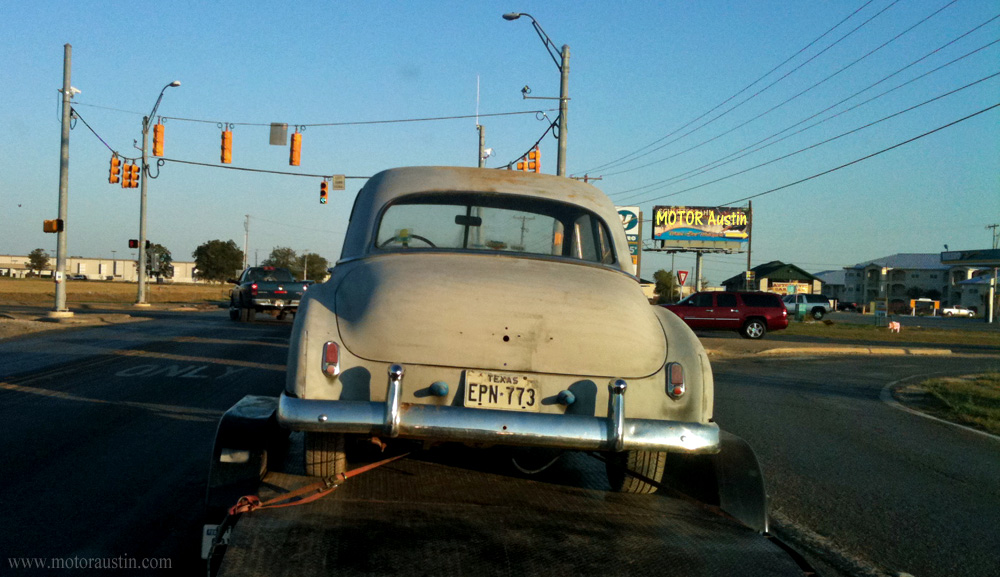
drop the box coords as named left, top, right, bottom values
left=677, top=270, right=689, bottom=286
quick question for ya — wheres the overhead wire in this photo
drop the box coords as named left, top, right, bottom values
left=621, top=72, right=1000, bottom=207
left=603, top=0, right=960, bottom=179
left=160, top=109, right=556, bottom=127
left=578, top=0, right=894, bottom=175
left=610, top=31, right=1000, bottom=201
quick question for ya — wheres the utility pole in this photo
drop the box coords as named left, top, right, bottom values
left=746, top=200, right=753, bottom=291
left=513, top=215, right=535, bottom=250
left=477, top=125, right=485, bottom=168
left=243, top=215, right=250, bottom=271
left=987, top=224, right=999, bottom=249
left=51, top=43, right=73, bottom=318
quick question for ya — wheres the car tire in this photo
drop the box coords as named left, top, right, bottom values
left=246, top=307, right=256, bottom=322
left=606, top=450, right=667, bottom=494
left=238, top=304, right=250, bottom=322
left=305, top=432, right=347, bottom=478
left=741, top=319, right=767, bottom=339
left=944, top=312, right=953, bottom=317
left=811, top=308, right=825, bottom=320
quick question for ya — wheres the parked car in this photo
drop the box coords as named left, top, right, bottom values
left=782, top=293, right=833, bottom=320
left=661, top=291, right=788, bottom=339
left=836, top=301, right=860, bottom=312
left=277, top=166, right=720, bottom=494
left=942, top=305, right=976, bottom=317
left=67, top=274, right=87, bottom=280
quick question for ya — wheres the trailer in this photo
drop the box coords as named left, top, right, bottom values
left=203, top=396, right=814, bottom=577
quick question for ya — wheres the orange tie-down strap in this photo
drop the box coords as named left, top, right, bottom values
left=228, top=452, right=410, bottom=516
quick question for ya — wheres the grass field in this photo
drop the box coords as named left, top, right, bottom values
left=0, top=278, right=230, bottom=305
left=783, top=319, right=1000, bottom=348
left=920, top=373, right=1000, bottom=436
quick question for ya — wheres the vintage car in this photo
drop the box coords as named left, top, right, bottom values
left=277, top=167, right=719, bottom=493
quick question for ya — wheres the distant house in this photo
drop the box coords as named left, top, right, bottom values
left=721, top=261, right=823, bottom=295
left=813, top=269, right=846, bottom=302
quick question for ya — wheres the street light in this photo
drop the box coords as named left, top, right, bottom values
left=136, top=80, right=180, bottom=305
left=502, top=12, right=569, bottom=177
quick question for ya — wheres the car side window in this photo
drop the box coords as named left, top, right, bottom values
left=716, top=293, right=737, bottom=307
left=689, top=293, right=714, bottom=307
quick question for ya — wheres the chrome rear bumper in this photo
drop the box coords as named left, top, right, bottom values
left=278, top=365, right=719, bottom=454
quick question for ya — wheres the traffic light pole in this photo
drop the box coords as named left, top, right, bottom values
left=135, top=81, right=180, bottom=306
left=557, top=44, right=569, bottom=178
left=136, top=115, right=151, bottom=306
left=52, top=43, right=73, bottom=316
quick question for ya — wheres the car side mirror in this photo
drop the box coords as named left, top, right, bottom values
left=227, top=278, right=238, bottom=285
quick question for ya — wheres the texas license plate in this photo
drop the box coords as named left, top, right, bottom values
left=464, top=371, right=539, bottom=412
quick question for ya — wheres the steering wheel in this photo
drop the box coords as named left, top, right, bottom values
left=378, top=234, right=437, bottom=248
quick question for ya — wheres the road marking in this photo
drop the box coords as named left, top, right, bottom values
left=0, top=381, right=221, bottom=422
left=112, top=349, right=284, bottom=371
left=880, top=375, right=1000, bottom=443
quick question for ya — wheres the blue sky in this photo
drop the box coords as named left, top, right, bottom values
left=2, top=0, right=997, bottom=284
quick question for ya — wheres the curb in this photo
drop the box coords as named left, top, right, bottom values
left=707, top=346, right=953, bottom=358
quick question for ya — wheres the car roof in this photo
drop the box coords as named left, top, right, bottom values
left=340, top=167, right=633, bottom=272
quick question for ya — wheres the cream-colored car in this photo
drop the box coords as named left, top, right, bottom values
left=278, top=167, right=719, bottom=493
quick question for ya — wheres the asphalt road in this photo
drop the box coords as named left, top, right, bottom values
left=0, top=309, right=290, bottom=573
left=1, top=308, right=998, bottom=576
left=712, top=354, right=1000, bottom=577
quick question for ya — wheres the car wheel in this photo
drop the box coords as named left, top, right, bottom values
left=305, top=432, right=347, bottom=478
left=228, top=299, right=240, bottom=321
left=246, top=307, right=256, bottom=322
left=276, top=311, right=286, bottom=321
left=606, top=450, right=666, bottom=494
left=741, top=319, right=767, bottom=339
left=811, top=308, right=825, bottom=320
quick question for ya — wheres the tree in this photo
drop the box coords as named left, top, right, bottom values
left=145, top=243, right=173, bottom=279
left=653, top=269, right=680, bottom=304
left=301, top=252, right=330, bottom=281
left=262, top=247, right=298, bottom=272
left=193, top=239, right=244, bottom=282
left=27, top=248, right=50, bottom=276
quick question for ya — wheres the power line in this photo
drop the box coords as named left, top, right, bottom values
left=719, top=102, right=1000, bottom=206
left=621, top=73, right=1000, bottom=206
left=578, top=0, right=881, bottom=174
left=604, top=0, right=960, bottom=179
left=579, top=0, right=893, bottom=175
left=609, top=20, right=1000, bottom=199
left=160, top=109, right=556, bottom=127
left=160, top=158, right=369, bottom=179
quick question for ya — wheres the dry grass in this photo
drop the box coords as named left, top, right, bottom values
left=920, top=373, right=1000, bottom=436
left=783, top=319, right=1000, bottom=348
left=0, top=278, right=230, bottom=304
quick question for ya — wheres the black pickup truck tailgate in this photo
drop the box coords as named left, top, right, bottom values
left=216, top=450, right=806, bottom=577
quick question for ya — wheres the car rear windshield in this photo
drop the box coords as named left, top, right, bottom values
left=374, top=192, right=617, bottom=265
left=247, top=268, right=295, bottom=282
left=739, top=293, right=782, bottom=308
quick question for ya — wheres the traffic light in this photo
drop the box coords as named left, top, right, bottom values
left=527, top=147, right=540, bottom=173
left=221, top=130, right=232, bottom=164
left=43, top=219, right=64, bottom=233
left=152, top=123, right=164, bottom=157
left=128, top=240, right=151, bottom=249
left=289, top=132, right=302, bottom=166
left=517, top=157, right=527, bottom=171
left=109, top=155, right=121, bottom=184
left=320, top=180, right=328, bottom=204
left=122, top=162, right=140, bottom=188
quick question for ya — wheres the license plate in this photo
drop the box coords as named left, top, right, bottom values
left=464, top=371, right=539, bottom=412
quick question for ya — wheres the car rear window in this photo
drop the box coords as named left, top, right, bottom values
left=739, top=293, right=782, bottom=308
left=374, top=192, right=617, bottom=265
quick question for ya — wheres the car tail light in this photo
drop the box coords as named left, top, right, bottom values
left=250, top=283, right=258, bottom=296
left=303, top=284, right=309, bottom=292
left=322, top=342, right=340, bottom=377
left=666, top=362, right=685, bottom=399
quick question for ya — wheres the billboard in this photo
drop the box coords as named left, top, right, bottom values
left=616, top=206, right=640, bottom=275
left=652, top=205, right=750, bottom=251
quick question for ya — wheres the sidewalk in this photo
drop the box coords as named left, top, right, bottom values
left=698, top=335, right=954, bottom=358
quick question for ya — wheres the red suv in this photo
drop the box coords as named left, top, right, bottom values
left=661, top=291, right=788, bottom=339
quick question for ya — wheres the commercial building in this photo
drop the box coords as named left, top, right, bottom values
left=0, top=254, right=199, bottom=283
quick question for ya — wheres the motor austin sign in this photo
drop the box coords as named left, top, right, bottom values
left=652, top=206, right=750, bottom=250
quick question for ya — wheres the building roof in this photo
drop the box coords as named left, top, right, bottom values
left=721, top=260, right=821, bottom=286
left=849, top=253, right=949, bottom=270
left=813, top=269, right=846, bottom=286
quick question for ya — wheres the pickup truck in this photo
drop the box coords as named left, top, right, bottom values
left=228, top=266, right=310, bottom=322
left=781, top=293, right=832, bottom=320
